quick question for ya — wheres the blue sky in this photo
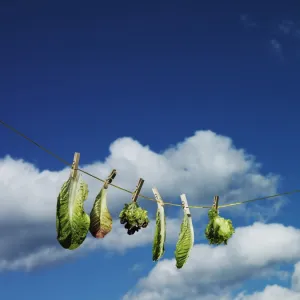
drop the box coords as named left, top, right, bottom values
left=1, top=1, right=300, bottom=299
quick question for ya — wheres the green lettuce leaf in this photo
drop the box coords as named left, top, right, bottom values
left=89, top=188, right=113, bottom=238
left=56, top=175, right=90, bottom=250
left=174, top=210, right=194, bottom=269
left=152, top=201, right=166, bottom=261
left=205, top=208, right=234, bottom=245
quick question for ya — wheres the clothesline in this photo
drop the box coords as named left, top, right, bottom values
left=1, top=118, right=299, bottom=209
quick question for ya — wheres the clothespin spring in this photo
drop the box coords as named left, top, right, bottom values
left=103, top=169, right=117, bottom=189
left=132, top=178, right=144, bottom=203
left=152, top=187, right=164, bottom=206
left=70, top=152, right=80, bottom=179
left=213, top=195, right=219, bottom=213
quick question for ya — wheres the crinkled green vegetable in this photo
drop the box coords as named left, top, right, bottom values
left=174, top=209, right=194, bottom=269
left=205, top=208, right=235, bottom=245
left=56, top=175, right=90, bottom=250
left=89, top=188, right=112, bottom=238
left=152, top=201, right=166, bottom=261
left=119, top=202, right=149, bottom=235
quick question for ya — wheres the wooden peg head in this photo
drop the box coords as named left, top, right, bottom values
left=152, top=187, right=164, bottom=206
left=213, top=195, right=219, bottom=211
left=104, top=169, right=117, bottom=189
left=70, top=152, right=80, bottom=179
left=131, top=178, right=144, bottom=202
left=180, top=194, right=191, bottom=216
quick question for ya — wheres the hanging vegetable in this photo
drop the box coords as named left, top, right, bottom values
left=119, top=178, right=149, bottom=235
left=152, top=187, right=166, bottom=262
left=205, top=207, right=235, bottom=245
left=174, top=194, right=194, bottom=269
left=89, top=170, right=116, bottom=239
left=56, top=172, right=90, bottom=250
left=119, top=202, right=149, bottom=235
left=89, top=188, right=113, bottom=238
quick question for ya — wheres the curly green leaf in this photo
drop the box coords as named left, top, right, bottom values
left=119, top=202, right=150, bottom=235
left=205, top=208, right=235, bottom=245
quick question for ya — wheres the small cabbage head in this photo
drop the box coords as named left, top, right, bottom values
left=205, top=208, right=234, bottom=245
left=119, top=202, right=150, bottom=235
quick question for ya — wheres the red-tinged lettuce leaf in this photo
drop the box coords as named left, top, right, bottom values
left=89, top=188, right=113, bottom=238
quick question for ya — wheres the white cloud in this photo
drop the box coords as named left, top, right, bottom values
left=236, top=262, right=300, bottom=300
left=0, top=130, right=281, bottom=271
left=236, top=285, right=300, bottom=300
left=0, top=217, right=181, bottom=272
left=123, top=222, right=300, bottom=300
left=292, top=261, right=300, bottom=292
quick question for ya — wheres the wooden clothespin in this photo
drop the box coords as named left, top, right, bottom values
left=212, top=195, right=219, bottom=212
left=103, top=169, right=117, bottom=189
left=131, top=178, right=144, bottom=202
left=180, top=194, right=191, bottom=217
left=152, top=187, right=164, bottom=206
left=70, top=152, right=80, bottom=179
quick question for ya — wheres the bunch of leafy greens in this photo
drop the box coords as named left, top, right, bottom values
left=174, top=208, right=194, bottom=269
left=89, top=188, right=113, bottom=238
left=56, top=175, right=90, bottom=250
left=119, top=202, right=149, bottom=235
left=205, top=208, right=235, bottom=245
left=152, top=200, right=166, bottom=261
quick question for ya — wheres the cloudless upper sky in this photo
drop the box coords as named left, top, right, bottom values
left=1, top=0, right=300, bottom=299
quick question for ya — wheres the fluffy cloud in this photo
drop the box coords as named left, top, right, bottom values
left=0, top=218, right=181, bottom=272
left=236, top=285, right=300, bottom=300
left=236, top=261, right=300, bottom=300
left=0, top=130, right=281, bottom=271
left=123, top=223, right=300, bottom=300
left=292, top=261, right=300, bottom=291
